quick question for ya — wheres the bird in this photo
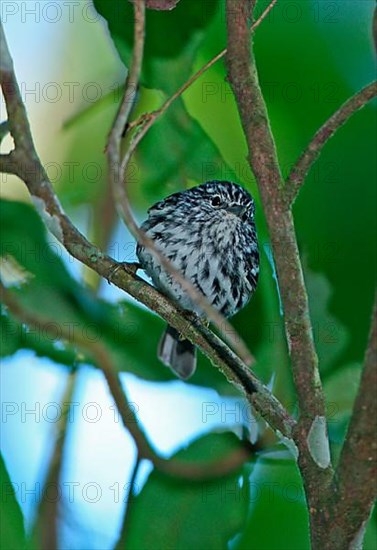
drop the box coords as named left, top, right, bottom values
left=136, top=180, right=259, bottom=380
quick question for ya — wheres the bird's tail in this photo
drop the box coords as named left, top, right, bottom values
left=158, top=325, right=197, bottom=380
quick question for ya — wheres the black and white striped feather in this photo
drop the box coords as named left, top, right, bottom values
left=137, top=180, right=259, bottom=379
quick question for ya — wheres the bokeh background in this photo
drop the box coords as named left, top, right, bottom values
left=1, top=1, right=376, bottom=549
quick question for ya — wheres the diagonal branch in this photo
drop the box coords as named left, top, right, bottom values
left=107, top=0, right=254, bottom=366
left=126, top=0, right=278, bottom=133
left=107, top=0, right=279, bottom=366
left=0, top=281, right=257, bottom=481
left=285, top=81, right=377, bottom=206
left=65, top=0, right=277, bottom=137
left=327, top=291, right=377, bottom=548
left=0, top=19, right=295, bottom=442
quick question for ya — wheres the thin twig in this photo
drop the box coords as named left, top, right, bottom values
left=30, top=372, right=77, bottom=550
left=107, top=2, right=145, bottom=151
left=0, top=282, right=259, bottom=480
left=125, top=45, right=227, bottom=134
left=127, top=0, right=278, bottom=133
left=107, top=0, right=278, bottom=366
left=225, top=0, right=327, bottom=432
left=285, top=81, right=377, bottom=206
left=107, top=0, right=254, bottom=365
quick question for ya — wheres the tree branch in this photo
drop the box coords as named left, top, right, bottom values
left=107, top=0, right=279, bottom=366
left=0, top=281, right=258, bottom=481
left=107, top=0, right=255, bottom=366
left=0, top=20, right=295, bottom=444
left=285, top=81, right=377, bottom=206
left=0, top=152, right=17, bottom=174
left=225, top=1, right=333, bottom=545
left=327, top=291, right=377, bottom=549
left=225, top=0, right=327, bottom=436
left=127, top=0, right=278, bottom=133
left=3, top=3, right=376, bottom=546
left=30, top=372, right=77, bottom=550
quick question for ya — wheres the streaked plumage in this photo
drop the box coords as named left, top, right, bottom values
left=137, top=180, right=259, bottom=379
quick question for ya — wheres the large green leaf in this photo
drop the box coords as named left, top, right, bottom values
left=364, top=505, right=377, bottom=550
left=93, top=0, right=219, bottom=93
left=131, top=96, right=238, bottom=206
left=121, top=432, right=251, bottom=549
left=62, top=84, right=238, bottom=212
left=324, top=362, right=362, bottom=446
left=0, top=454, right=26, bottom=550
left=236, top=454, right=310, bottom=550
left=305, top=268, right=348, bottom=374
left=0, top=199, right=87, bottom=368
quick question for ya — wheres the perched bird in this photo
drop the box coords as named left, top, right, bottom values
left=137, top=180, right=259, bottom=379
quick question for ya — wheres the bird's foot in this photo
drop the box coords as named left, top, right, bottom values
left=107, top=262, right=141, bottom=284
left=201, top=318, right=210, bottom=329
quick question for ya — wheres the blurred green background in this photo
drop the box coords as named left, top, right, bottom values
left=1, top=1, right=376, bottom=549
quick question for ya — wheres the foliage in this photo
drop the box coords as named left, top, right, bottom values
left=122, top=433, right=250, bottom=550
left=0, top=455, right=26, bottom=550
left=0, top=0, right=376, bottom=549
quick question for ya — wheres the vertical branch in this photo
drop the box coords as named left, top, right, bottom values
left=328, top=292, right=377, bottom=549
left=107, top=1, right=145, bottom=154
left=225, top=0, right=326, bottom=435
left=30, top=372, right=77, bottom=550
left=225, top=1, right=332, bottom=546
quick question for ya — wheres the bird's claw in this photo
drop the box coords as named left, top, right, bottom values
left=107, top=262, right=141, bottom=285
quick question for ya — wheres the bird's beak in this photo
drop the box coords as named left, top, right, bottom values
left=226, top=204, right=248, bottom=217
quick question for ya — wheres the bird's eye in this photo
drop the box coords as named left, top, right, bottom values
left=211, top=195, right=222, bottom=207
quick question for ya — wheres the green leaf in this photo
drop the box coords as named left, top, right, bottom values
left=122, top=432, right=251, bottom=550
left=132, top=96, right=237, bottom=206
left=324, top=362, right=361, bottom=444
left=236, top=455, right=310, bottom=550
left=0, top=454, right=26, bottom=550
left=0, top=198, right=88, bottom=368
left=58, top=90, right=118, bottom=207
left=305, top=268, right=349, bottom=374
left=93, top=0, right=219, bottom=93
left=364, top=505, right=377, bottom=550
